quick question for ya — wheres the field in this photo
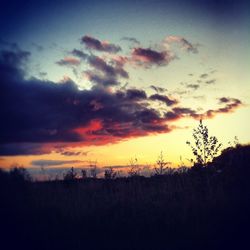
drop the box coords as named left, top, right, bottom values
left=1, top=145, right=250, bottom=250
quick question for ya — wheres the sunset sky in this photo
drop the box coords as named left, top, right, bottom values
left=0, top=0, right=249, bottom=176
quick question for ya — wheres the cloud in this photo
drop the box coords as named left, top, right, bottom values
left=200, top=73, right=209, bottom=79
left=0, top=143, right=52, bottom=156
left=81, top=35, right=121, bottom=53
left=0, top=39, right=19, bottom=50
left=219, top=97, right=232, bottom=103
left=164, top=107, right=200, bottom=121
left=0, top=46, right=243, bottom=156
left=185, top=84, right=200, bottom=90
left=125, top=88, right=147, bottom=100
left=39, top=71, right=47, bottom=78
left=204, top=98, right=242, bottom=118
left=84, top=55, right=129, bottom=87
left=71, top=49, right=88, bottom=59
left=150, top=85, right=167, bottom=93
left=57, top=51, right=129, bottom=87
left=165, top=36, right=198, bottom=53
left=131, top=47, right=175, bottom=67
left=0, top=48, right=30, bottom=72
left=109, top=55, right=128, bottom=67
left=0, top=48, right=173, bottom=155
left=149, top=94, right=178, bottom=106
left=121, top=37, right=140, bottom=45
left=192, top=95, right=205, bottom=100
left=218, top=97, right=242, bottom=106
left=56, top=57, right=80, bottom=66
left=84, top=70, right=120, bottom=86
left=31, top=159, right=83, bottom=167
left=164, top=98, right=242, bottom=121
left=59, top=150, right=89, bottom=156
left=87, top=55, right=128, bottom=79
left=205, top=79, right=216, bottom=84
left=31, top=43, right=44, bottom=52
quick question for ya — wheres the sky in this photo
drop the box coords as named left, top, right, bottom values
left=0, top=0, right=249, bottom=177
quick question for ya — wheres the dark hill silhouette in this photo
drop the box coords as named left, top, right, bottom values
left=0, top=145, right=250, bottom=250
left=214, top=144, right=250, bottom=170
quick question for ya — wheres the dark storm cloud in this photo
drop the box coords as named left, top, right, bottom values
left=131, top=47, right=174, bottom=67
left=125, top=88, right=147, bottom=100
left=0, top=143, right=52, bottom=156
left=0, top=48, right=30, bottom=70
left=149, top=94, right=178, bottom=106
left=81, top=35, right=121, bottom=53
left=0, top=46, right=243, bottom=156
left=0, top=48, right=173, bottom=155
left=0, top=39, right=19, bottom=50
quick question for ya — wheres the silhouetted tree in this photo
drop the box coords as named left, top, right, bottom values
left=81, top=169, right=87, bottom=179
left=228, top=136, right=240, bottom=148
left=89, top=161, right=98, bottom=178
left=104, top=167, right=117, bottom=179
left=128, top=157, right=141, bottom=177
left=154, top=151, right=168, bottom=175
left=186, top=120, right=222, bottom=167
left=64, top=167, right=77, bottom=181
left=9, top=167, right=32, bottom=182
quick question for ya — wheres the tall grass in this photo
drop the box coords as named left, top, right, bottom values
left=1, top=144, right=250, bottom=250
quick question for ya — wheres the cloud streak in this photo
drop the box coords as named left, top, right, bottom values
left=81, top=35, right=121, bottom=53
left=149, top=94, right=178, bottom=106
left=56, top=57, right=80, bottom=66
left=31, top=159, right=83, bottom=167
left=131, top=47, right=175, bottom=67
left=165, top=36, right=198, bottom=53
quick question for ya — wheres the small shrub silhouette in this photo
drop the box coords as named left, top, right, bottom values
left=81, top=169, right=87, bottom=179
left=63, top=167, right=77, bottom=181
left=186, top=119, right=222, bottom=167
left=9, top=166, right=32, bottom=182
left=128, top=157, right=141, bottom=177
left=104, top=167, right=117, bottom=179
left=89, top=161, right=98, bottom=178
left=154, top=151, right=169, bottom=175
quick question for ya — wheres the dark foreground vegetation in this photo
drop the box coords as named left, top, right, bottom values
left=1, top=144, right=250, bottom=250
